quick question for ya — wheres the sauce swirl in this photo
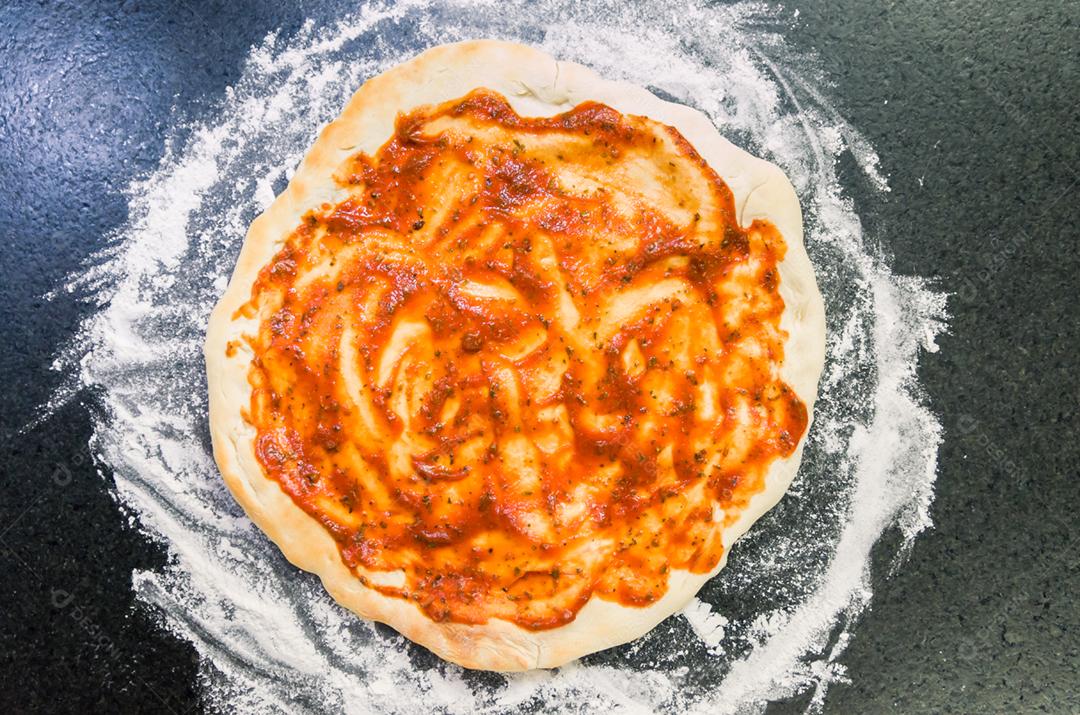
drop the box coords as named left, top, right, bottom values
left=243, top=90, right=806, bottom=629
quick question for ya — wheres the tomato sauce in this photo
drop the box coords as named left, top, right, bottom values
left=243, top=90, right=807, bottom=629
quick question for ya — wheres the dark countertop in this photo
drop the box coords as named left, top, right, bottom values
left=1, top=1, right=1076, bottom=712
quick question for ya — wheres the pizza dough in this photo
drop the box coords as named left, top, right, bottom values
left=205, top=40, right=826, bottom=671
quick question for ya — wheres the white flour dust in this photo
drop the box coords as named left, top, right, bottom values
left=45, top=1, right=947, bottom=712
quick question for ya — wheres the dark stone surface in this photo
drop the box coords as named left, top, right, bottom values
left=0, top=0, right=1076, bottom=712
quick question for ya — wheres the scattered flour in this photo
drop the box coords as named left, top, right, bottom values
left=682, top=598, right=729, bottom=654
left=44, top=1, right=947, bottom=712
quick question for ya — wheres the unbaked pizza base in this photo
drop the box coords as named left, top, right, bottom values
left=205, top=40, right=826, bottom=671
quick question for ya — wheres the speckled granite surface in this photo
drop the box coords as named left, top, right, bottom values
left=1, top=1, right=1076, bottom=712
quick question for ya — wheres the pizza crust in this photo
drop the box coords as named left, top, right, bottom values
left=205, top=40, right=826, bottom=671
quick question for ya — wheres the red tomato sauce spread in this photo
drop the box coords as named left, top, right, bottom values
left=242, top=89, right=807, bottom=629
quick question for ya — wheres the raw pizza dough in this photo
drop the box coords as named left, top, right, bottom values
left=205, top=40, right=826, bottom=671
